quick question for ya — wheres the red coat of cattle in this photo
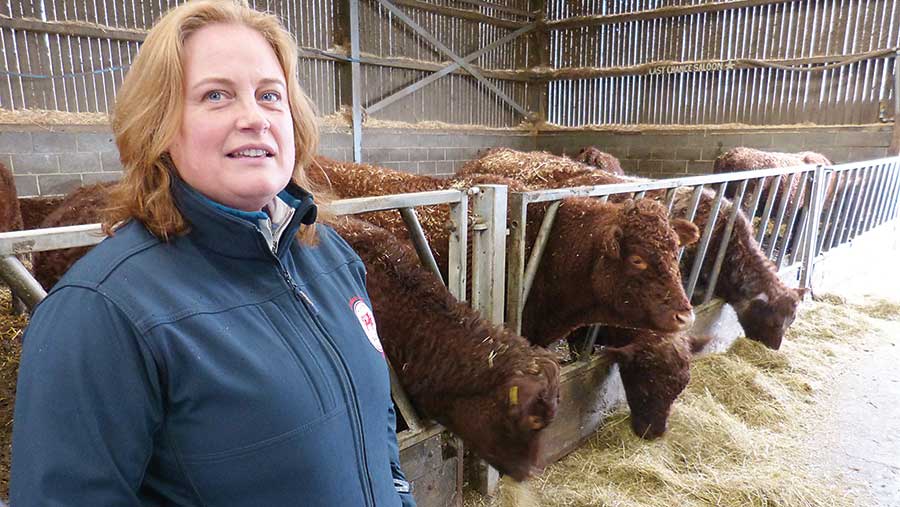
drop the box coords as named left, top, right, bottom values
left=310, top=158, right=700, bottom=346
left=713, top=147, right=832, bottom=213
left=572, top=146, right=625, bottom=175
left=1, top=162, right=23, bottom=233
left=463, top=148, right=804, bottom=350
left=32, top=183, right=113, bottom=290
left=332, top=216, right=559, bottom=480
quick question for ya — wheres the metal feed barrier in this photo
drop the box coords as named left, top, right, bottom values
left=2, top=158, right=899, bottom=502
left=0, top=188, right=487, bottom=507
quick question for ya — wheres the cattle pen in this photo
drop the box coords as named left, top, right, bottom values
left=4, top=0, right=900, bottom=505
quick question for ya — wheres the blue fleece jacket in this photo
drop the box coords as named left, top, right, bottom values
left=11, top=179, right=415, bottom=507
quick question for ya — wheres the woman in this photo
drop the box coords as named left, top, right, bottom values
left=10, top=1, right=414, bottom=505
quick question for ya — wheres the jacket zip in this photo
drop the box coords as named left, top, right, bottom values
left=264, top=238, right=377, bottom=507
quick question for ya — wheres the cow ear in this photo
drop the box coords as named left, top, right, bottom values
left=671, top=218, right=700, bottom=247
left=598, top=224, right=623, bottom=260
left=688, top=334, right=713, bottom=355
left=601, top=343, right=637, bottom=364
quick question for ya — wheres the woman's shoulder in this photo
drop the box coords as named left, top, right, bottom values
left=52, top=220, right=163, bottom=291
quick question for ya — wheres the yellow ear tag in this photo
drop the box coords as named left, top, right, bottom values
left=509, top=385, right=519, bottom=406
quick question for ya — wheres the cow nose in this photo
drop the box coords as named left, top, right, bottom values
left=674, top=310, right=695, bottom=330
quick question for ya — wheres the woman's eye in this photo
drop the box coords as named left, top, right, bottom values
left=205, top=90, right=224, bottom=101
left=260, top=91, right=280, bottom=102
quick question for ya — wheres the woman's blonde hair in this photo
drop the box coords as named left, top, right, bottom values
left=106, top=0, right=327, bottom=243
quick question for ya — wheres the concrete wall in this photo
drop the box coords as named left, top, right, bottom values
left=536, top=125, right=894, bottom=179
left=0, top=123, right=893, bottom=197
left=0, top=125, right=536, bottom=197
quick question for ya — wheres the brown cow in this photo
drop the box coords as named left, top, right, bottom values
left=0, top=162, right=23, bottom=233
left=665, top=186, right=805, bottom=350
left=32, top=183, right=113, bottom=290
left=569, top=327, right=710, bottom=439
left=333, top=216, right=559, bottom=480
left=464, top=148, right=804, bottom=350
left=311, top=158, right=700, bottom=346
left=713, top=147, right=832, bottom=214
left=572, top=146, right=625, bottom=175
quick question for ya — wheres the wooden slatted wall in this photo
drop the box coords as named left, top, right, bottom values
left=357, top=0, right=533, bottom=126
left=0, top=0, right=537, bottom=127
left=546, top=0, right=900, bottom=126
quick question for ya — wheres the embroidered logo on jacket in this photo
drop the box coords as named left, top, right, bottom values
left=349, top=296, right=383, bottom=354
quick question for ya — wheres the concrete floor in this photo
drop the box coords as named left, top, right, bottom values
left=804, top=223, right=900, bottom=506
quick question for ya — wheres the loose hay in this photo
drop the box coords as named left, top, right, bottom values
left=466, top=297, right=883, bottom=507
left=851, top=297, right=900, bottom=321
left=0, top=288, right=27, bottom=501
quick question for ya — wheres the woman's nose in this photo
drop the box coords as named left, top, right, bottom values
left=235, top=100, right=270, bottom=132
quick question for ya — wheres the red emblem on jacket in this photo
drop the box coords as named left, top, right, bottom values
left=349, top=296, right=383, bottom=354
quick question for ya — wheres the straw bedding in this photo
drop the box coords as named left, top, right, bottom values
left=465, top=294, right=894, bottom=507
left=0, top=288, right=26, bottom=501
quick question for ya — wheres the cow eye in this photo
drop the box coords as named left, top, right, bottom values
left=627, top=255, right=648, bottom=270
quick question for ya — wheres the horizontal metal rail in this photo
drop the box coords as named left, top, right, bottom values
left=1, top=191, right=468, bottom=256
left=515, top=164, right=818, bottom=205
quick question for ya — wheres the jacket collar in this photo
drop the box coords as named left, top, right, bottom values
left=171, top=176, right=318, bottom=260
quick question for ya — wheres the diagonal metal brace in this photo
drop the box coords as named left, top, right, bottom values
left=373, top=0, right=536, bottom=119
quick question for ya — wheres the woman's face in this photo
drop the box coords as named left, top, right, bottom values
left=168, top=23, right=295, bottom=212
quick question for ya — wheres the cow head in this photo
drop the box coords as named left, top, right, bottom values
left=602, top=331, right=710, bottom=439
left=734, top=288, right=805, bottom=349
left=440, top=355, right=559, bottom=481
left=591, top=199, right=700, bottom=334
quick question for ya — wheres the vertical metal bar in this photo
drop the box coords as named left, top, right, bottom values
left=873, top=162, right=897, bottom=227
left=870, top=163, right=890, bottom=228
left=505, top=193, right=528, bottom=335
left=447, top=195, right=468, bottom=302
left=755, top=173, right=782, bottom=243
left=765, top=172, right=797, bottom=258
left=843, top=167, right=873, bottom=243
left=349, top=0, right=363, bottom=162
left=859, top=163, right=886, bottom=235
left=399, top=207, right=444, bottom=285
left=825, top=168, right=855, bottom=249
left=881, top=161, right=900, bottom=224
left=864, top=163, right=889, bottom=233
left=676, top=185, right=705, bottom=264
left=801, top=165, right=826, bottom=289
left=838, top=167, right=868, bottom=245
left=470, top=184, right=508, bottom=326
left=703, top=180, right=747, bottom=304
left=521, top=201, right=561, bottom=305
left=742, top=175, right=767, bottom=219
left=664, top=186, right=677, bottom=213
left=387, top=362, right=423, bottom=433
left=815, top=169, right=841, bottom=255
left=775, top=171, right=809, bottom=268
left=579, top=325, right=601, bottom=361
left=890, top=162, right=900, bottom=221
left=859, top=163, right=885, bottom=234
left=685, top=182, right=726, bottom=300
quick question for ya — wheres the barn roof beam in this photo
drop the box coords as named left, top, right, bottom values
left=546, top=0, right=796, bottom=30
left=517, top=50, right=898, bottom=80
left=388, top=0, right=529, bottom=28
left=368, top=0, right=537, bottom=119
